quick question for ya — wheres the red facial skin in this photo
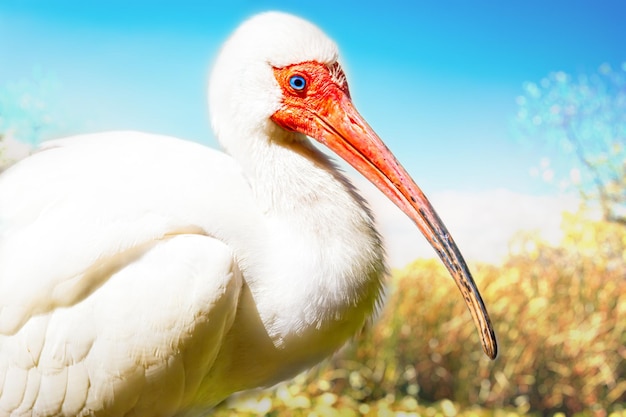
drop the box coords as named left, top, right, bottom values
left=271, top=61, right=413, bottom=219
left=270, top=61, right=497, bottom=360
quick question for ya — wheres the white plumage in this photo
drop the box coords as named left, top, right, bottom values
left=0, top=11, right=495, bottom=417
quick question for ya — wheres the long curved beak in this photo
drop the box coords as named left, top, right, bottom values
left=312, top=90, right=498, bottom=360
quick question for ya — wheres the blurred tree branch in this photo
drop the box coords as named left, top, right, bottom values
left=514, top=63, right=626, bottom=225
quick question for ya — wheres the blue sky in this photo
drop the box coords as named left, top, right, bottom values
left=1, top=0, right=625, bottom=197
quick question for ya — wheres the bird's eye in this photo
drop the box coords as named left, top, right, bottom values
left=288, top=75, right=307, bottom=91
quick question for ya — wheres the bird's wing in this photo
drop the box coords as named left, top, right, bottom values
left=0, top=234, right=242, bottom=416
left=0, top=131, right=259, bottom=414
left=0, top=131, right=256, bottom=335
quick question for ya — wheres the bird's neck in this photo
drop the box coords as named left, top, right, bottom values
left=188, top=128, right=388, bottom=404
left=229, top=128, right=386, bottom=345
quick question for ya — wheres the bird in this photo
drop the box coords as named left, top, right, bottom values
left=0, top=11, right=497, bottom=417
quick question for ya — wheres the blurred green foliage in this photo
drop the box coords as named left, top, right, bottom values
left=0, top=70, right=64, bottom=144
left=0, top=71, right=71, bottom=170
left=214, top=209, right=625, bottom=416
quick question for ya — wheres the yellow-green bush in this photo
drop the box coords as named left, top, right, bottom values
left=215, top=211, right=626, bottom=416
left=349, top=211, right=625, bottom=414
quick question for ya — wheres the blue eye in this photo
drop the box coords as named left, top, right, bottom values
left=289, top=75, right=307, bottom=91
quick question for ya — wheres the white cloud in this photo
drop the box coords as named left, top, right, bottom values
left=356, top=179, right=578, bottom=267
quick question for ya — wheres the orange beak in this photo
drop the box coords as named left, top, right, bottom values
left=272, top=63, right=497, bottom=359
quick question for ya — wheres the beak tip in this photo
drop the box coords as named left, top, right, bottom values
left=483, top=326, right=498, bottom=360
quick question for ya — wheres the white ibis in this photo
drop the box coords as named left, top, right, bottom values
left=0, top=11, right=496, bottom=417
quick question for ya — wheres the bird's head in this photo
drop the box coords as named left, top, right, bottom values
left=208, top=11, right=341, bottom=148
left=209, top=12, right=497, bottom=359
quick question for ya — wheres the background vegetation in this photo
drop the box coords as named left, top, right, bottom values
left=0, top=71, right=66, bottom=171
